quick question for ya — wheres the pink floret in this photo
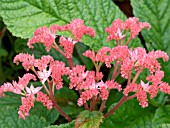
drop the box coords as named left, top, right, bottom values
left=60, top=19, right=95, bottom=41
left=37, top=91, right=53, bottom=110
left=18, top=95, right=35, bottom=120
left=27, top=26, right=56, bottom=52
left=13, top=53, right=35, bottom=71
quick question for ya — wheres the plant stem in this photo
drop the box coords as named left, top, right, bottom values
left=127, top=71, right=132, bottom=85
left=50, top=93, right=72, bottom=122
left=125, top=37, right=132, bottom=45
left=99, top=100, right=106, bottom=112
left=52, top=43, right=66, bottom=57
left=90, top=97, right=97, bottom=111
left=48, top=81, right=72, bottom=122
left=66, top=58, right=74, bottom=69
left=112, top=61, right=119, bottom=80
left=104, top=94, right=136, bottom=118
left=53, top=43, right=74, bottom=68
left=132, top=69, right=142, bottom=83
left=114, top=68, right=121, bottom=80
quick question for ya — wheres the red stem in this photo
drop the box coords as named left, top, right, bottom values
left=99, top=100, right=106, bottom=112
left=79, top=90, right=89, bottom=110
left=66, top=58, right=74, bottom=69
left=125, top=37, right=132, bottom=45
left=53, top=43, right=74, bottom=68
left=104, top=94, right=136, bottom=118
left=48, top=81, right=72, bottom=122
left=112, top=61, right=119, bottom=80
left=132, top=69, right=143, bottom=83
left=90, top=97, right=97, bottom=111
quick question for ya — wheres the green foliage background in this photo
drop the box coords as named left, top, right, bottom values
left=0, top=0, right=170, bottom=127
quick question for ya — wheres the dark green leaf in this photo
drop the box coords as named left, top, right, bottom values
left=0, top=92, right=21, bottom=107
left=131, top=0, right=170, bottom=83
left=74, top=43, right=94, bottom=70
left=62, top=105, right=83, bottom=117
left=148, top=91, right=167, bottom=108
left=152, top=105, right=170, bottom=125
left=100, top=99, right=156, bottom=128
left=0, top=106, right=49, bottom=128
left=30, top=102, right=60, bottom=124
left=45, top=121, right=75, bottom=128
left=0, top=48, right=8, bottom=57
left=0, top=0, right=142, bottom=51
left=55, top=86, right=78, bottom=105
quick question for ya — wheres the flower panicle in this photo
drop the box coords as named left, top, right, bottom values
left=105, top=17, right=151, bottom=43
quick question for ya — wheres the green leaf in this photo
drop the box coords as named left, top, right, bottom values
left=100, top=99, right=156, bottom=128
left=14, top=38, right=27, bottom=53
left=30, top=102, right=60, bottom=124
left=0, top=92, right=21, bottom=107
left=0, top=106, right=49, bottom=128
left=129, top=105, right=170, bottom=128
left=45, top=121, right=75, bottom=128
left=75, top=110, right=103, bottom=128
left=131, top=0, right=170, bottom=83
left=148, top=91, right=167, bottom=108
left=62, top=105, right=83, bottom=117
left=0, top=0, right=141, bottom=51
left=105, top=89, right=123, bottom=111
left=74, top=43, right=94, bottom=70
left=152, top=105, right=170, bottom=125
left=54, top=86, right=83, bottom=118
left=0, top=48, right=8, bottom=57
left=55, top=86, right=78, bottom=105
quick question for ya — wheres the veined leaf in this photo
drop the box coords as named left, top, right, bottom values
left=45, top=121, right=75, bottom=128
left=0, top=106, right=49, bottom=128
left=55, top=86, right=78, bottom=105
left=100, top=99, right=156, bottom=128
left=0, top=0, right=141, bottom=51
left=131, top=0, right=170, bottom=83
left=152, top=105, right=170, bottom=125
left=0, top=92, right=21, bottom=107
left=30, top=102, right=60, bottom=124
left=75, top=110, right=103, bottom=128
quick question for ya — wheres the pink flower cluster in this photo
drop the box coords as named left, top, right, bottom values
left=27, top=26, right=56, bottom=52
left=83, top=46, right=169, bottom=79
left=50, top=60, right=70, bottom=90
left=61, top=19, right=95, bottom=41
left=83, top=43, right=169, bottom=108
left=14, top=53, right=35, bottom=71
left=14, top=53, right=54, bottom=71
left=69, top=65, right=122, bottom=106
left=37, top=91, right=53, bottom=110
left=18, top=90, right=53, bottom=120
left=105, top=17, right=151, bottom=42
left=27, top=19, right=95, bottom=59
left=123, top=82, right=148, bottom=108
left=59, top=36, right=76, bottom=58
left=83, top=46, right=130, bottom=68
left=0, top=73, right=36, bottom=96
left=14, top=53, right=70, bottom=90
left=124, top=81, right=169, bottom=108
left=0, top=73, right=43, bottom=119
left=18, top=94, right=35, bottom=120
left=1, top=17, right=170, bottom=120
left=121, top=47, right=168, bottom=79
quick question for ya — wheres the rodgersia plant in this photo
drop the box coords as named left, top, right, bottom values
left=0, top=17, right=170, bottom=127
